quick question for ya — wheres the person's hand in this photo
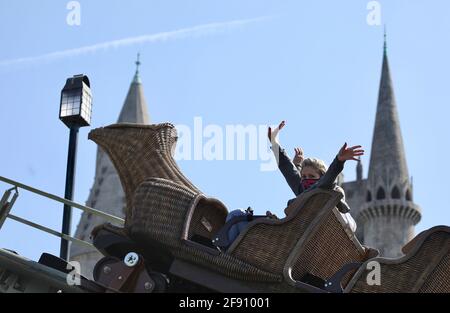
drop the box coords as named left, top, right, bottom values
left=293, top=147, right=304, bottom=166
left=267, top=120, right=286, bottom=141
left=337, top=143, right=365, bottom=162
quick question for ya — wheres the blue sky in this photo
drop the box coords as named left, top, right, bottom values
left=0, top=0, right=449, bottom=261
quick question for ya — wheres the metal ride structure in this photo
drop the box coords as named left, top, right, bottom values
left=0, top=175, right=121, bottom=293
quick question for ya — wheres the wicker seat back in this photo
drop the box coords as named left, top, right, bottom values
left=128, top=177, right=228, bottom=245
left=228, top=189, right=337, bottom=273
left=286, top=206, right=368, bottom=287
left=345, top=226, right=450, bottom=293
left=128, top=178, right=198, bottom=249
left=88, top=123, right=200, bottom=226
left=228, top=189, right=369, bottom=286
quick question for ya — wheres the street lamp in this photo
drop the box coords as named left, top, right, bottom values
left=59, top=74, right=92, bottom=261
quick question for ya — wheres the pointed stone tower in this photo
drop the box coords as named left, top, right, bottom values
left=70, top=55, right=150, bottom=278
left=342, top=35, right=421, bottom=258
left=361, top=37, right=421, bottom=257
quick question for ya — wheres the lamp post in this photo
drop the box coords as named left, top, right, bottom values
left=59, top=74, right=92, bottom=261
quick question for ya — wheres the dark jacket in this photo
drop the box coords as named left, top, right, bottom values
left=275, top=146, right=350, bottom=214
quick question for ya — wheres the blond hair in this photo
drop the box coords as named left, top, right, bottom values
left=301, top=158, right=328, bottom=176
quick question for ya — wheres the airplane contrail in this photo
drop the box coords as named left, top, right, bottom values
left=0, top=16, right=270, bottom=67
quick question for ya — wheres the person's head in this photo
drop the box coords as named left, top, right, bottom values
left=300, top=158, right=328, bottom=189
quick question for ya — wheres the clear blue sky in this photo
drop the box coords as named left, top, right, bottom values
left=0, top=0, right=449, bottom=261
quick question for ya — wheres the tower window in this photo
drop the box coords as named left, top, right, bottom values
left=391, top=186, right=400, bottom=199
left=406, top=189, right=412, bottom=201
left=376, top=187, right=386, bottom=200
left=366, top=190, right=372, bottom=202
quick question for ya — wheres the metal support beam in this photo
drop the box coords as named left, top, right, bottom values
left=0, top=188, right=18, bottom=230
left=7, top=214, right=93, bottom=250
left=0, top=176, right=122, bottom=251
left=0, top=175, right=124, bottom=225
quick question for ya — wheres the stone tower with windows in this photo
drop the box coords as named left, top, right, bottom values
left=70, top=56, right=150, bottom=278
left=342, top=38, right=421, bottom=258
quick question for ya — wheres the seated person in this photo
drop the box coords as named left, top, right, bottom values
left=269, top=120, right=361, bottom=230
left=224, top=121, right=363, bottom=246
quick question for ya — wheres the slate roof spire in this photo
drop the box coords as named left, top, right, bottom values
left=367, top=34, right=409, bottom=184
left=117, top=53, right=150, bottom=124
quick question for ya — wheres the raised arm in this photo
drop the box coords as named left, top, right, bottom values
left=268, top=121, right=303, bottom=195
left=315, top=143, right=365, bottom=189
left=314, top=156, right=345, bottom=189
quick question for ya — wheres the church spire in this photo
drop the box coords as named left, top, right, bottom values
left=133, top=53, right=141, bottom=84
left=358, top=36, right=421, bottom=258
left=117, top=54, right=150, bottom=124
left=367, top=35, right=409, bottom=183
left=342, top=34, right=421, bottom=258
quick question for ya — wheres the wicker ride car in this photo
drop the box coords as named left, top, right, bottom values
left=88, top=123, right=450, bottom=293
